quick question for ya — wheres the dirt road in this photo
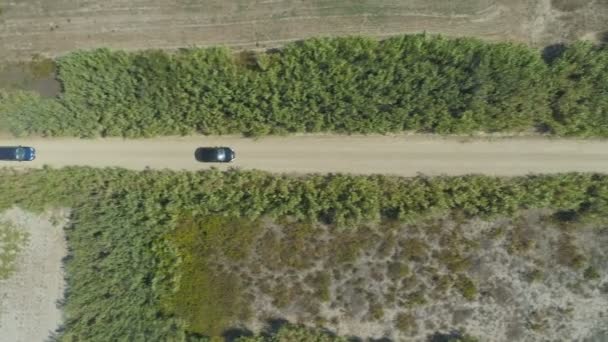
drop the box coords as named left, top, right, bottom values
left=2, top=135, right=608, bottom=176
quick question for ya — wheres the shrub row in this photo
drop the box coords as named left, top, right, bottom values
left=2, top=34, right=608, bottom=137
left=2, top=168, right=607, bottom=228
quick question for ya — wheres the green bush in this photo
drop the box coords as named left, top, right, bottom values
left=405, top=290, right=427, bottom=307
left=0, top=90, right=86, bottom=137
left=507, top=224, right=535, bottom=255
left=395, top=312, right=417, bottom=333
left=546, top=42, right=608, bottom=136
left=163, top=215, right=255, bottom=336
left=428, top=332, right=480, bottom=342
left=454, top=275, right=477, bottom=300
left=3, top=34, right=608, bottom=138
left=368, top=301, right=385, bottom=320
left=305, top=271, right=332, bottom=302
left=387, top=261, right=410, bottom=280
left=0, top=221, right=28, bottom=280
left=525, top=269, right=544, bottom=283
left=399, top=238, right=429, bottom=262
left=235, top=324, right=347, bottom=342
left=583, top=265, right=600, bottom=280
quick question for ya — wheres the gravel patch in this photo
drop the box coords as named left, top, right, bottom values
left=0, top=207, right=69, bottom=342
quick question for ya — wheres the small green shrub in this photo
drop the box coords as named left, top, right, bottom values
left=368, top=301, right=384, bottom=320
left=236, top=324, right=347, bottom=341
left=455, top=275, right=477, bottom=300
left=406, top=290, right=427, bottom=308
left=525, top=269, right=544, bottom=283
left=387, top=261, right=410, bottom=280
left=556, top=234, right=586, bottom=269
left=456, top=335, right=479, bottom=342
left=584, top=266, right=600, bottom=280
left=399, top=238, right=429, bottom=262
left=433, top=274, right=453, bottom=296
left=376, top=234, right=397, bottom=258
left=438, top=249, right=471, bottom=273
left=428, top=332, right=480, bottom=342
left=487, top=226, right=506, bottom=239
left=526, top=310, right=549, bottom=332
left=271, top=283, right=302, bottom=309
left=199, top=215, right=262, bottom=262
left=278, top=222, right=321, bottom=270
left=306, top=271, right=332, bottom=302
left=395, top=312, right=418, bottom=333
left=0, top=222, right=29, bottom=280
left=507, top=225, right=535, bottom=255
left=331, top=229, right=374, bottom=264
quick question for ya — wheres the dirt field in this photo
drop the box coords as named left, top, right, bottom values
left=1, top=134, right=608, bottom=176
left=0, top=207, right=68, bottom=342
left=0, top=0, right=607, bottom=61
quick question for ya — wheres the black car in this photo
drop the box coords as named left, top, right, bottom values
left=0, top=146, right=36, bottom=161
left=195, top=147, right=236, bottom=163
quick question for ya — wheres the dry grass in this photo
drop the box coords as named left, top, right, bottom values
left=1, top=0, right=608, bottom=61
left=234, top=214, right=608, bottom=340
left=182, top=210, right=608, bottom=340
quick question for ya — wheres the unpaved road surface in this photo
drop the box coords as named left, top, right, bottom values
left=2, top=135, right=608, bottom=176
left=1, top=0, right=607, bottom=61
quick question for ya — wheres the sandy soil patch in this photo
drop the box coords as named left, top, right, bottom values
left=0, top=207, right=69, bottom=342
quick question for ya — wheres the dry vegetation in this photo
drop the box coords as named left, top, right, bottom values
left=0, top=220, right=28, bottom=280
left=169, top=211, right=608, bottom=341
left=1, top=0, right=607, bottom=61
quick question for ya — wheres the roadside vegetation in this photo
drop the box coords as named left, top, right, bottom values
left=1, top=34, right=608, bottom=138
left=0, top=221, right=28, bottom=280
left=0, top=167, right=606, bottom=340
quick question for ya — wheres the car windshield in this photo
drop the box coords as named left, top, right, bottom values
left=15, top=147, right=25, bottom=160
left=217, top=149, right=226, bottom=160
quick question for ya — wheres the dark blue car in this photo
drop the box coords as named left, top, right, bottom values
left=0, top=146, right=36, bottom=161
left=194, top=147, right=235, bottom=163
